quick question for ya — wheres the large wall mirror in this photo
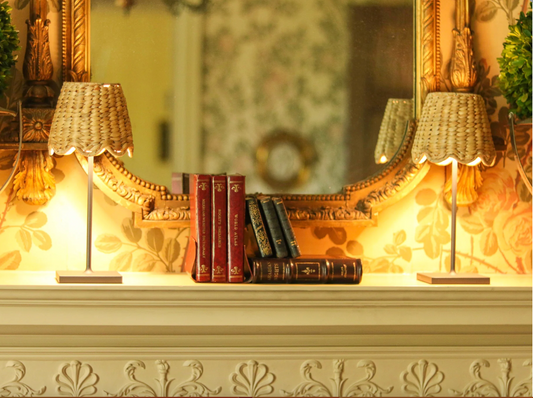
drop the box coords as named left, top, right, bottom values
left=63, top=0, right=439, bottom=226
left=90, top=0, right=413, bottom=194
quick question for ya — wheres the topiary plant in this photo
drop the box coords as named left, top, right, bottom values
left=498, top=5, right=532, bottom=120
left=0, top=1, right=18, bottom=99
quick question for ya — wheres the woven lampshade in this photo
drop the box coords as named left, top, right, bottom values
left=49, top=82, right=134, bottom=158
left=375, top=99, right=413, bottom=164
left=412, top=92, right=495, bottom=166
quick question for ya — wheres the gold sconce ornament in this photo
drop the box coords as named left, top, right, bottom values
left=49, top=82, right=134, bottom=283
left=412, top=92, right=496, bottom=284
left=375, top=99, right=413, bottom=164
left=443, top=0, right=486, bottom=207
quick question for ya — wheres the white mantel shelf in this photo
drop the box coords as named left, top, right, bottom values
left=0, top=271, right=530, bottom=347
left=0, top=272, right=530, bottom=397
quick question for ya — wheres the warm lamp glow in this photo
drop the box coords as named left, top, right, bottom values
left=412, top=92, right=494, bottom=285
left=48, top=82, right=133, bottom=284
left=417, top=155, right=485, bottom=167
left=379, top=155, right=388, bottom=164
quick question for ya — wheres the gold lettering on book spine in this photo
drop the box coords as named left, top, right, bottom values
left=248, top=201, right=272, bottom=256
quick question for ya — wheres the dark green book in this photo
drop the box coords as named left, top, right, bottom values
left=272, top=196, right=301, bottom=258
left=257, top=195, right=289, bottom=258
left=245, top=196, right=273, bottom=258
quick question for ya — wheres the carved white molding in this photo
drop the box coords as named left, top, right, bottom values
left=1, top=357, right=532, bottom=397
left=282, top=359, right=394, bottom=397
left=231, top=360, right=275, bottom=397
left=401, top=360, right=444, bottom=397
left=450, top=358, right=532, bottom=397
left=107, top=360, right=221, bottom=397
left=0, top=361, right=46, bottom=397
left=55, top=361, right=98, bottom=397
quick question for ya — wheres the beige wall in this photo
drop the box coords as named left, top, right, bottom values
left=0, top=0, right=529, bottom=275
left=91, top=1, right=175, bottom=188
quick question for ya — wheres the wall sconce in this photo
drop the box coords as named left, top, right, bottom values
left=374, top=99, right=413, bottom=164
left=412, top=92, right=495, bottom=284
left=49, top=83, right=134, bottom=283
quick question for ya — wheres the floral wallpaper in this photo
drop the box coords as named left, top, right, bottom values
left=0, top=0, right=529, bottom=275
left=202, top=0, right=349, bottom=194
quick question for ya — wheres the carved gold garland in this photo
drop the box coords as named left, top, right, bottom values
left=416, top=0, right=441, bottom=114
left=60, top=0, right=439, bottom=228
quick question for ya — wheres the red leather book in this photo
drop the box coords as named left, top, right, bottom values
left=189, top=174, right=212, bottom=282
left=227, top=175, right=245, bottom=282
left=211, top=175, right=227, bottom=282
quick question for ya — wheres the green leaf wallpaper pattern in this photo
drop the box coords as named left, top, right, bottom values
left=475, top=0, right=522, bottom=24
left=0, top=186, right=52, bottom=270
left=95, top=218, right=186, bottom=272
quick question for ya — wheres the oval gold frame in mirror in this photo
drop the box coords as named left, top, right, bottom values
left=63, top=0, right=440, bottom=228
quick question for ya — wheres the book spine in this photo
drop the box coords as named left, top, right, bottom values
left=251, top=258, right=362, bottom=284
left=271, top=197, right=301, bottom=257
left=227, top=175, right=245, bottom=282
left=190, top=174, right=212, bottom=282
left=290, top=259, right=328, bottom=283
left=246, top=196, right=273, bottom=258
left=258, top=196, right=289, bottom=258
left=327, top=258, right=363, bottom=284
left=171, top=172, right=190, bottom=194
left=251, top=258, right=291, bottom=283
left=211, top=175, right=227, bottom=282
left=171, top=172, right=183, bottom=194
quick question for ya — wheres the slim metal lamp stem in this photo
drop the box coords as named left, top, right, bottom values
left=86, top=156, right=93, bottom=273
left=450, top=159, right=458, bottom=274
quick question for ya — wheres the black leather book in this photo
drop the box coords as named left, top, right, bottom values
left=257, top=195, right=289, bottom=258
left=245, top=196, right=273, bottom=258
left=271, top=196, right=301, bottom=258
left=250, top=257, right=363, bottom=284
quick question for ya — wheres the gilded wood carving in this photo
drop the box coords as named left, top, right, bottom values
left=62, top=0, right=439, bottom=227
left=3, top=0, right=58, bottom=206
left=445, top=0, right=485, bottom=207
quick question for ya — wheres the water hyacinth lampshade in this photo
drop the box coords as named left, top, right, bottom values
left=49, top=82, right=134, bottom=283
left=412, top=92, right=496, bottom=284
left=375, top=99, right=413, bottom=164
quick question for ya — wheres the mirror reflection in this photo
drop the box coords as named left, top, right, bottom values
left=91, top=0, right=413, bottom=194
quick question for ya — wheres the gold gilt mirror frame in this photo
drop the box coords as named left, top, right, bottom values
left=59, top=0, right=439, bottom=228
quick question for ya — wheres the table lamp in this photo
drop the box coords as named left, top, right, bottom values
left=49, top=82, right=134, bottom=283
left=412, top=92, right=495, bottom=284
left=375, top=99, right=413, bottom=164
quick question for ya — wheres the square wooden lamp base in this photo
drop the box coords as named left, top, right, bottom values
left=56, top=270, right=123, bottom=284
left=417, top=272, right=490, bottom=284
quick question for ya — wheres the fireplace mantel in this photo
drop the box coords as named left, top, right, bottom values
left=0, top=271, right=531, bottom=397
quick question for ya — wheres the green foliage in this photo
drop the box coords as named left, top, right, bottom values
left=0, top=1, right=19, bottom=98
left=498, top=6, right=533, bottom=119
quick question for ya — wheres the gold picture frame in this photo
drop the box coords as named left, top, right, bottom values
left=58, top=0, right=440, bottom=228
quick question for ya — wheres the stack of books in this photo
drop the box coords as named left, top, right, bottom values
left=245, top=194, right=301, bottom=259
left=246, top=194, right=362, bottom=285
left=187, top=174, right=246, bottom=283
left=183, top=174, right=363, bottom=285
